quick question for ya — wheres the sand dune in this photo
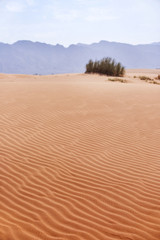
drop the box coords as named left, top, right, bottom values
left=0, top=70, right=160, bottom=240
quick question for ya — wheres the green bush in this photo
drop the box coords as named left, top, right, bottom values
left=85, top=58, right=125, bottom=77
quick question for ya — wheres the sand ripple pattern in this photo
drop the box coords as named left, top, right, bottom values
left=0, top=76, right=160, bottom=240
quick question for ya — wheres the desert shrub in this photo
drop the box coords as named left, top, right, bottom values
left=85, top=60, right=94, bottom=73
left=85, top=57, right=125, bottom=77
left=157, top=75, right=160, bottom=80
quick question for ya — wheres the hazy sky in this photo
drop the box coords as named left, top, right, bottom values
left=0, top=0, right=160, bottom=46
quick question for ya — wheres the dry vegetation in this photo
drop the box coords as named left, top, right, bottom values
left=139, top=76, right=152, bottom=81
left=138, top=75, right=160, bottom=85
left=155, top=74, right=160, bottom=80
left=108, top=77, right=127, bottom=83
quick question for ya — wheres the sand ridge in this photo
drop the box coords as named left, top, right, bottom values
left=0, top=70, right=160, bottom=240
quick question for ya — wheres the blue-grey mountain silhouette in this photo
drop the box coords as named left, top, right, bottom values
left=0, top=40, right=159, bottom=74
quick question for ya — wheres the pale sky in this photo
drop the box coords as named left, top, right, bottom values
left=0, top=0, right=160, bottom=46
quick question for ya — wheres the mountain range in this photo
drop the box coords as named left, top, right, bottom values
left=0, top=40, right=160, bottom=74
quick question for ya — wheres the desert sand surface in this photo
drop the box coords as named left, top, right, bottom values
left=0, top=70, right=160, bottom=240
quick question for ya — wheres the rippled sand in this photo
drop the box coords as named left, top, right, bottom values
left=0, top=70, right=160, bottom=240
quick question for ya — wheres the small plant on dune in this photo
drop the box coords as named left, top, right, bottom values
left=139, top=76, right=152, bottom=81
left=141, top=78, right=160, bottom=85
left=85, top=57, right=125, bottom=77
left=156, top=74, right=160, bottom=80
left=138, top=75, right=160, bottom=84
left=108, top=78, right=127, bottom=83
left=150, top=80, right=160, bottom=85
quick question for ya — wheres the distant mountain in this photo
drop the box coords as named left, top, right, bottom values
left=0, top=40, right=160, bottom=74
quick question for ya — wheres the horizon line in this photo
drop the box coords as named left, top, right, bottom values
left=0, top=39, right=160, bottom=48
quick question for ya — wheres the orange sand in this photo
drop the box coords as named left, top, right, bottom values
left=0, top=70, right=160, bottom=240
